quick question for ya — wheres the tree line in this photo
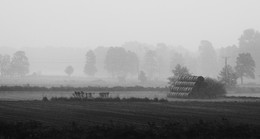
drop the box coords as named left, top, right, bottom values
left=0, top=51, right=29, bottom=76
left=82, top=28, right=258, bottom=85
left=1, top=28, right=258, bottom=86
left=169, top=51, right=255, bottom=88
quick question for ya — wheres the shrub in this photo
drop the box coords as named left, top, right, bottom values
left=49, top=96, right=168, bottom=103
left=42, top=96, right=49, bottom=102
left=191, top=78, right=226, bottom=98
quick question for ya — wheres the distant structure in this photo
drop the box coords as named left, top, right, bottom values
left=168, top=75, right=205, bottom=97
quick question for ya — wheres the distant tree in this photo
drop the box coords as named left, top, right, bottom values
left=65, top=65, right=74, bottom=76
left=235, top=53, right=255, bottom=84
left=104, top=47, right=139, bottom=80
left=10, top=51, right=29, bottom=76
left=94, top=47, right=109, bottom=76
left=198, top=40, right=218, bottom=77
left=168, top=64, right=191, bottom=85
left=126, top=51, right=139, bottom=75
left=138, top=71, right=147, bottom=83
left=218, top=65, right=238, bottom=88
left=239, top=29, right=260, bottom=52
left=238, top=29, right=260, bottom=76
left=155, top=43, right=172, bottom=79
left=170, top=52, right=185, bottom=71
left=172, top=64, right=191, bottom=77
left=105, top=47, right=127, bottom=78
left=219, top=45, right=239, bottom=67
left=84, top=50, right=97, bottom=76
left=144, top=50, right=158, bottom=79
left=0, top=54, right=11, bottom=76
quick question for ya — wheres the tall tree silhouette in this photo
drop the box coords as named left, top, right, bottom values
left=239, top=29, right=260, bottom=53
left=126, top=51, right=139, bottom=75
left=94, top=47, right=109, bottom=76
left=235, top=53, right=255, bottom=84
left=218, top=65, right=238, bottom=87
left=138, top=70, right=147, bottom=83
left=10, top=51, right=29, bottom=76
left=198, top=40, right=218, bottom=77
left=84, top=50, right=97, bottom=76
left=104, top=47, right=139, bottom=80
left=170, top=52, right=185, bottom=71
left=219, top=45, right=239, bottom=67
left=168, top=64, right=191, bottom=85
left=238, top=29, right=260, bottom=76
left=0, top=54, right=11, bottom=76
left=144, top=50, right=158, bottom=79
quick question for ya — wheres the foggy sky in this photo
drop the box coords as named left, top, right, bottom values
left=1, top=0, right=260, bottom=51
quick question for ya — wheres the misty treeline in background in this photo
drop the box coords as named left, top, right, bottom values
left=0, top=28, right=259, bottom=85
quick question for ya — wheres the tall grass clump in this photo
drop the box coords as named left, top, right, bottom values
left=49, top=96, right=168, bottom=102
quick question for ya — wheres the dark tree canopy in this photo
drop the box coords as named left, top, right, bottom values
left=170, top=52, right=185, bottom=71
left=126, top=51, right=139, bottom=75
left=10, top=51, right=30, bottom=76
left=218, top=65, right=238, bottom=88
left=219, top=45, right=239, bottom=67
left=94, top=47, right=109, bottom=76
left=198, top=40, right=218, bottom=77
left=84, top=50, right=97, bottom=76
left=0, top=54, right=11, bottom=76
left=172, top=64, right=190, bottom=77
left=239, top=29, right=260, bottom=52
left=238, top=29, right=260, bottom=76
left=168, top=64, right=191, bottom=85
left=144, top=50, right=158, bottom=79
left=138, top=70, right=147, bottom=83
left=104, top=47, right=139, bottom=79
left=65, top=65, right=74, bottom=76
left=105, top=47, right=127, bottom=77
left=235, top=53, right=255, bottom=84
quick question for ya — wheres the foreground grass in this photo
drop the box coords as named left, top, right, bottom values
left=48, top=96, right=168, bottom=103
left=0, top=119, right=259, bottom=139
left=0, top=100, right=260, bottom=138
left=0, top=100, right=260, bottom=126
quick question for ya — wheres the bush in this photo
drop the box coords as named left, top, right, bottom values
left=42, top=96, right=49, bottom=102
left=49, top=96, right=168, bottom=103
left=191, top=78, right=226, bottom=98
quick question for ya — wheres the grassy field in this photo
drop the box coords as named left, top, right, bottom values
left=0, top=91, right=167, bottom=101
left=1, top=100, right=260, bottom=138
left=0, top=100, right=260, bottom=127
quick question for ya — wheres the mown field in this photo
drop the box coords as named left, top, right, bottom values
left=1, top=100, right=260, bottom=138
left=0, top=100, right=260, bottom=126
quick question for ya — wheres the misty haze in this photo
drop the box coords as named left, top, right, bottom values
left=0, top=0, right=260, bottom=138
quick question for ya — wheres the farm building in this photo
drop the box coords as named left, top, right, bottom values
left=168, top=75, right=205, bottom=97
